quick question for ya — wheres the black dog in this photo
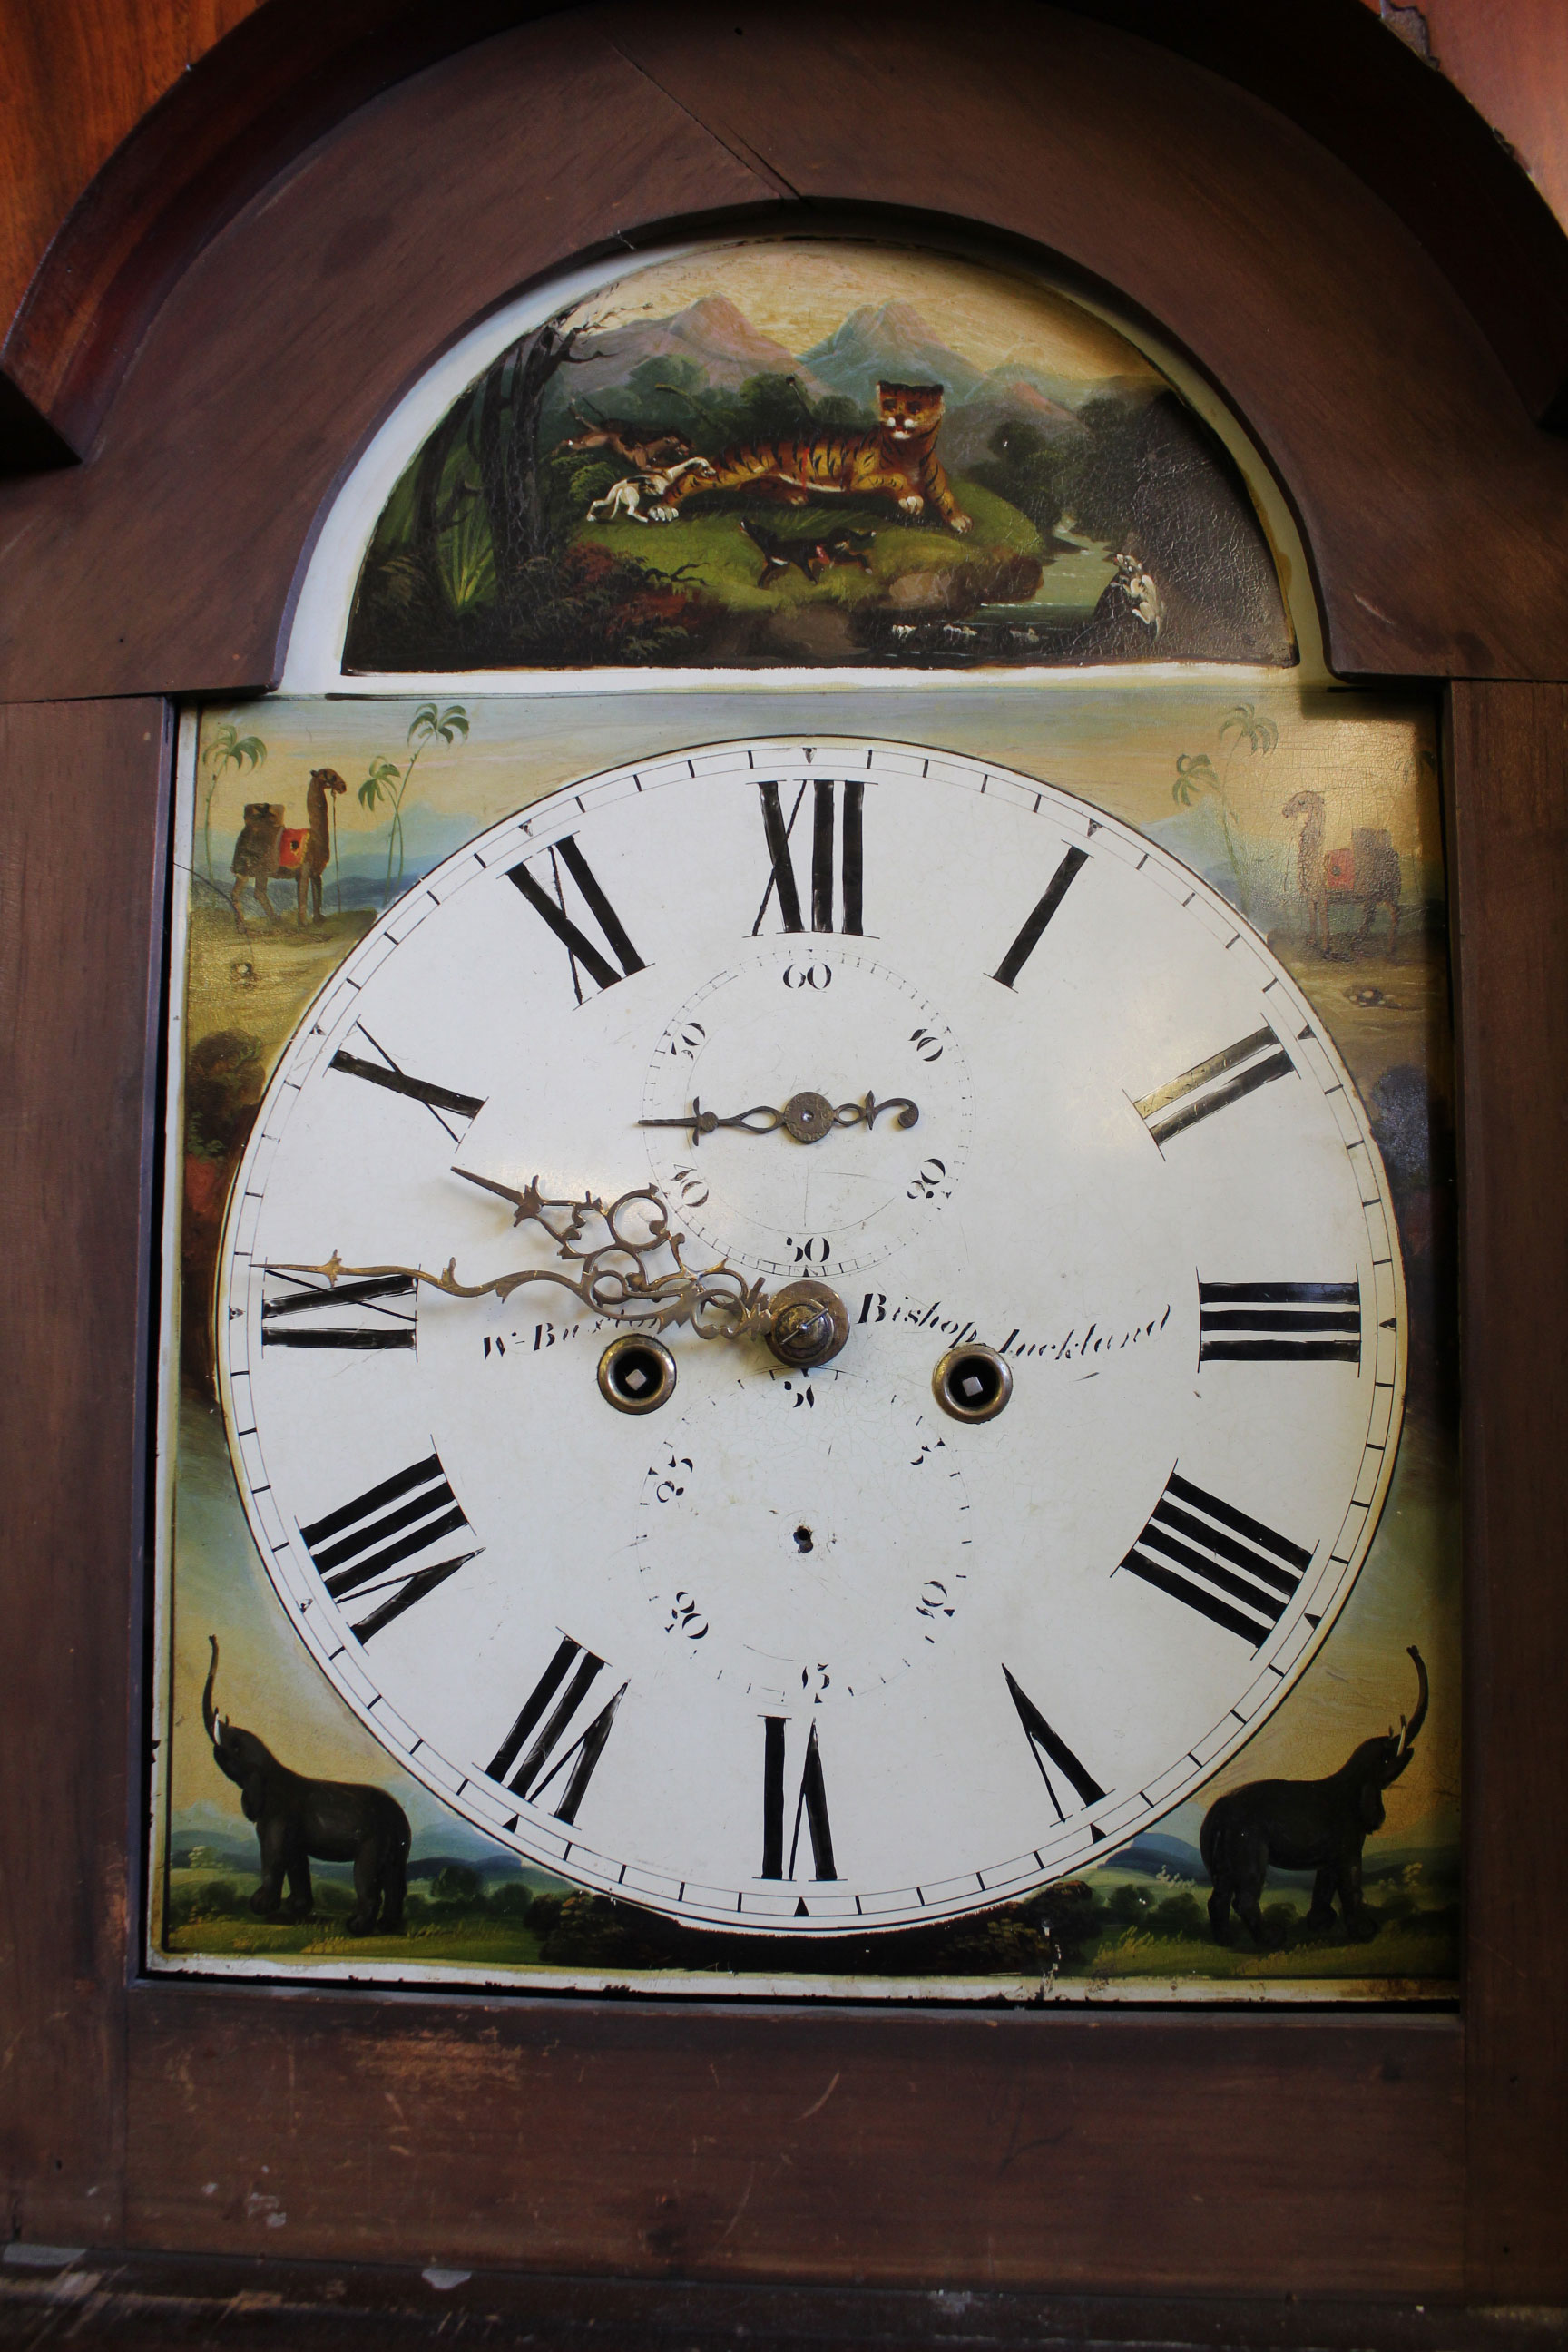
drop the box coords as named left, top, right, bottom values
left=740, top=516, right=875, bottom=586
left=202, top=1637, right=410, bottom=1933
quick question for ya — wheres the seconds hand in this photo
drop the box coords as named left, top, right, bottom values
left=638, top=1087, right=918, bottom=1147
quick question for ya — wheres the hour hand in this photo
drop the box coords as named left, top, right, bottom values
left=639, top=1089, right=918, bottom=1147
left=451, top=1164, right=544, bottom=1225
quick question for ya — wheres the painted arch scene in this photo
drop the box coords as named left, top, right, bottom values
left=344, top=243, right=1295, bottom=672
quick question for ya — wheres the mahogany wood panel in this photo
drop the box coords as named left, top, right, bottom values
left=1070, top=0, right=1568, bottom=428
left=1446, top=681, right=1568, bottom=2300
left=8, top=2249, right=1555, bottom=2352
left=124, top=1989, right=1463, bottom=2289
left=0, top=13, right=774, bottom=701
left=9, top=0, right=1568, bottom=466
left=3, top=3, right=1568, bottom=699
left=1411, top=1, right=1568, bottom=267
left=0, top=0, right=262, bottom=381
left=0, top=698, right=172, bottom=2244
left=0, top=0, right=557, bottom=466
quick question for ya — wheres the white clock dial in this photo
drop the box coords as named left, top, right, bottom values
left=217, top=738, right=1405, bottom=1934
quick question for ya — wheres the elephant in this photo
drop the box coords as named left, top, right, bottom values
left=202, top=1637, right=410, bottom=1934
left=1200, top=1646, right=1428, bottom=1946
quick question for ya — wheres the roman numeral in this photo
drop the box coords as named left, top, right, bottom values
left=1135, top=1025, right=1295, bottom=1146
left=507, top=836, right=645, bottom=1001
left=261, top=1267, right=416, bottom=1350
left=299, top=1450, right=476, bottom=1642
left=753, top=779, right=864, bottom=935
left=485, top=1635, right=626, bottom=1824
left=1119, top=1472, right=1311, bottom=1647
left=991, top=845, right=1089, bottom=988
left=1003, top=1668, right=1106, bottom=1821
left=329, top=1024, right=483, bottom=1144
left=1199, top=1279, right=1361, bottom=1364
left=760, top=1718, right=838, bottom=1881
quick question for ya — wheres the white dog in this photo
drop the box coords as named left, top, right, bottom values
left=586, top=456, right=715, bottom=524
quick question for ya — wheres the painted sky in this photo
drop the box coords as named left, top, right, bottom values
left=570, top=241, right=1161, bottom=384
left=195, top=686, right=1440, bottom=882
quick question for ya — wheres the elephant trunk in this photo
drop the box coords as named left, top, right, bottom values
left=202, top=1635, right=221, bottom=1745
left=1396, top=1644, right=1429, bottom=1759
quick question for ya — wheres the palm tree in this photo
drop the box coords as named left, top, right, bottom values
left=358, top=703, right=469, bottom=907
left=1219, top=702, right=1280, bottom=767
left=201, top=721, right=267, bottom=883
left=1171, top=704, right=1279, bottom=916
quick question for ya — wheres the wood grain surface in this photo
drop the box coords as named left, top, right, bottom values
left=8, top=0, right=1568, bottom=460
left=0, top=7, right=1563, bottom=2316
left=124, top=1990, right=1463, bottom=2289
left=0, top=10, right=775, bottom=700
left=7, top=2246, right=1560, bottom=2352
left=1446, top=682, right=1568, bottom=2299
left=3, top=5, right=1568, bottom=694
left=0, top=0, right=542, bottom=463
left=1070, top=0, right=1568, bottom=428
left=0, top=0, right=262, bottom=395
left=0, top=699, right=172, bottom=2246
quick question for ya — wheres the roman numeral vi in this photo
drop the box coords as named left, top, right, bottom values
left=760, top=1718, right=838, bottom=1883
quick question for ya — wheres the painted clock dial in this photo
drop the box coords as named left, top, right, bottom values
left=216, top=738, right=1406, bottom=1933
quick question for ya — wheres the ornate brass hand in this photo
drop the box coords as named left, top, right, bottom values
left=638, top=1088, right=919, bottom=1148
left=274, top=1174, right=775, bottom=1343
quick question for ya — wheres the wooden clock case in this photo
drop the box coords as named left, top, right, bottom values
left=2, top=2, right=1564, bottom=2334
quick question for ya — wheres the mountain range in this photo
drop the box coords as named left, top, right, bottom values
left=564, top=293, right=832, bottom=407
left=560, top=296, right=1140, bottom=434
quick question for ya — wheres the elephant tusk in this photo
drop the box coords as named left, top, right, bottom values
left=1399, top=1645, right=1430, bottom=1753
left=202, top=1634, right=221, bottom=1743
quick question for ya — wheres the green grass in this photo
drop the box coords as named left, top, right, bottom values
left=573, top=478, right=1042, bottom=613
left=1071, top=1921, right=1457, bottom=1984
left=162, top=1870, right=1457, bottom=1987
left=166, top=1913, right=547, bottom=1966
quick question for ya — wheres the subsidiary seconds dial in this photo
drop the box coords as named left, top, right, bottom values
left=642, top=946, right=973, bottom=1278
left=218, top=737, right=1406, bottom=1934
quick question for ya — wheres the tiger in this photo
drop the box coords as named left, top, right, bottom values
left=647, top=382, right=971, bottom=533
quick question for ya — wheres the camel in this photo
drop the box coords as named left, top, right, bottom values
left=1282, top=790, right=1403, bottom=956
left=230, top=768, right=347, bottom=933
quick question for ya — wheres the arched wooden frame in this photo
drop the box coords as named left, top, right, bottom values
left=1, top=2, right=1563, bottom=2317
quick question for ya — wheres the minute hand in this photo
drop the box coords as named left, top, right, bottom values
left=638, top=1089, right=919, bottom=1148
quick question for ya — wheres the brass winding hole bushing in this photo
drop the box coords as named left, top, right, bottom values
left=598, top=1332, right=678, bottom=1414
left=933, top=1344, right=1013, bottom=1422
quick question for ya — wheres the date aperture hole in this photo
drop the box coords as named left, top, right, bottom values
left=793, top=1524, right=815, bottom=1553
